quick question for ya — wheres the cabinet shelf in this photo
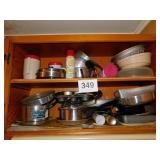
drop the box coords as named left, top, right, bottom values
left=11, top=77, right=156, bottom=84
left=5, top=124, right=156, bottom=139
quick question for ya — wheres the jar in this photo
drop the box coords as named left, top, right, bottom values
left=48, top=62, right=63, bottom=69
left=23, top=55, right=40, bottom=79
left=66, top=49, right=75, bottom=78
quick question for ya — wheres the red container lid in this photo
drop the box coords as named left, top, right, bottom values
left=66, top=49, right=75, bottom=56
left=48, top=62, right=63, bottom=66
left=25, top=54, right=40, bottom=60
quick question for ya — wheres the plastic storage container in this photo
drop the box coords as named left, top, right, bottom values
left=23, top=55, right=40, bottom=79
left=117, top=67, right=154, bottom=77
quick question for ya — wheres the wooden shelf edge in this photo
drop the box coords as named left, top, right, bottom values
left=5, top=125, right=156, bottom=139
left=6, top=34, right=156, bottom=43
left=10, top=77, right=156, bottom=84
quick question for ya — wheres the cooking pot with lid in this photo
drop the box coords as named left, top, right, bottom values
left=21, top=91, right=56, bottom=125
left=37, top=68, right=66, bottom=79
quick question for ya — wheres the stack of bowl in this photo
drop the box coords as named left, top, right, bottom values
left=112, top=45, right=154, bottom=77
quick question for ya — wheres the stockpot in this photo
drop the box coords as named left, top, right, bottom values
left=21, top=91, right=56, bottom=125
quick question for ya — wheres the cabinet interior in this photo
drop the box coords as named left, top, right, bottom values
left=6, top=41, right=156, bottom=128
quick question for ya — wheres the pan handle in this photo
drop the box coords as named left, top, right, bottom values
left=46, top=99, right=57, bottom=109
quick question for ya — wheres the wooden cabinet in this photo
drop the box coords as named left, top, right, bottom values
left=4, top=34, right=156, bottom=139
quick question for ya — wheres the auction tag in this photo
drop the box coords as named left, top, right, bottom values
left=78, top=79, right=98, bottom=93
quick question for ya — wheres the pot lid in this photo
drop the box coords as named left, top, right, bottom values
left=22, top=91, right=55, bottom=105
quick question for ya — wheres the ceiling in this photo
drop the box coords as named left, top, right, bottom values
left=4, top=20, right=150, bottom=35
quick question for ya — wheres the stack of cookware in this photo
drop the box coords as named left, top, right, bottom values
left=54, top=90, right=103, bottom=125
left=112, top=45, right=154, bottom=77
left=115, top=85, right=156, bottom=125
left=20, top=90, right=103, bottom=126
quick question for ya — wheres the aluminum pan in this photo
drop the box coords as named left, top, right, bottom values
left=112, top=45, right=145, bottom=63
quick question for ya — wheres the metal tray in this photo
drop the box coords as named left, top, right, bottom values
left=118, top=114, right=156, bottom=124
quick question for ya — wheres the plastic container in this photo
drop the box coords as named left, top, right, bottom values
left=66, top=50, right=75, bottom=78
left=23, top=55, right=40, bottom=79
left=102, top=63, right=118, bottom=77
left=117, top=67, right=154, bottom=77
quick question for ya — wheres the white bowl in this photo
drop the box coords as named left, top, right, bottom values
left=116, top=52, right=151, bottom=69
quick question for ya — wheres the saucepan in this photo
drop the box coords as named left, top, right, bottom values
left=59, top=106, right=83, bottom=121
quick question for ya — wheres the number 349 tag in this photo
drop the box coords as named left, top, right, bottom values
left=78, top=79, right=98, bottom=93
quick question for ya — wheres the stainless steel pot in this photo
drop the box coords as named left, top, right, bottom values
left=59, top=106, right=83, bottom=121
left=21, top=91, right=56, bottom=125
left=75, top=67, right=90, bottom=78
left=118, top=92, right=155, bottom=106
left=48, top=68, right=65, bottom=78
left=37, top=68, right=48, bottom=79
left=76, top=51, right=90, bottom=61
left=37, top=68, right=66, bottom=79
left=22, top=104, right=49, bottom=125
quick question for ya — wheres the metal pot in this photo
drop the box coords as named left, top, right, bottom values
left=75, top=58, right=86, bottom=68
left=48, top=68, right=66, bottom=78
left=37, top=68, right=66, bottom=79
left=118, top=92, right=155, bottom=106
left=75, top=67, right=90, bottom=78
left=76, top=51, right=90, bottom=61
left=37, top=68, right=48, bottom=79
left=22, top=103, right=50, bottom=125
left=59, top=106, right=83, bottom=121
left=21, top=91, right=56, bottom=125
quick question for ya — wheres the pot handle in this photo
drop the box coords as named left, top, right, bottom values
left=94, top=90, right=103, bottom=100
left=46, top=99, right=57, bottom=109
left=85, top=60, right=103, bottom=70
left=80, top=68, right=84, bottom=78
